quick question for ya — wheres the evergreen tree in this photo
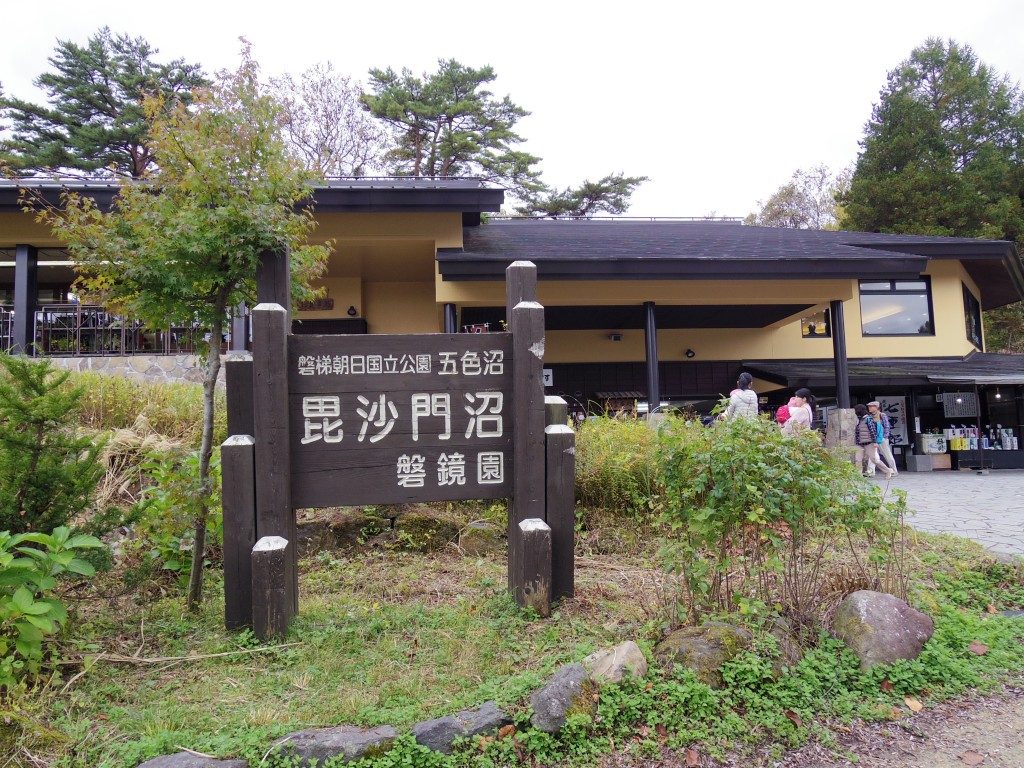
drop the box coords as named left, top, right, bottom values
left=840, top=38, right=1024, bottom=350
left=0, top=355, right=103, bottom=534
left=516, top=173, right=649, bottom=218
left=0, top=27, right=208, bottom=178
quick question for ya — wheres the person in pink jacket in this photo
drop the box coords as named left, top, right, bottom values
left=781, top=388, right=816, bottom=436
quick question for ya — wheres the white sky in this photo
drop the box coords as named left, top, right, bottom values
left=3, top=1, right=1024, bottom=217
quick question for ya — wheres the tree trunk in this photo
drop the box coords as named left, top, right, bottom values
left=186, top=311, right=224, bottom=611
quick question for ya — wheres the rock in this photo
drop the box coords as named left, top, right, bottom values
left=458, top=521, right=504, bottom=556
left=277, top=725, right=398, bottom=766
left=767, top=617, right=803, bottom=673
left=833, top=590, right=934, bottom=670
left=137, top=754, right=247, bottom=768
left=654, top=621, right=753, bottom=688
left=530, top=663, right=598, bottom=733
left=394, top=506, right=461, bottom=552
left=327, top=508, right=388, bottom=549
left=1002, top=609, right=1024, bottom=618
left=582, top=641, right=648, bottom=684
left=412, top=701, right=510, bottom=753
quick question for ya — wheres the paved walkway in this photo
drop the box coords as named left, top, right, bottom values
left=876, top=469, right=1024, bottom=557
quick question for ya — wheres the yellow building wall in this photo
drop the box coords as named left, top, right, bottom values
left=363, top=282, right=439, bottom=334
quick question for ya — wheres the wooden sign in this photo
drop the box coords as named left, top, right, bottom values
left=288, top=333, right=513, bottom=507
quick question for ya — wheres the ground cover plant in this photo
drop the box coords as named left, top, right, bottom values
left=1, top=410, right=1022, bottom=768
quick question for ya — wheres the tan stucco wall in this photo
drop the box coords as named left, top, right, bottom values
left=363, top=281, right=438, bottom=334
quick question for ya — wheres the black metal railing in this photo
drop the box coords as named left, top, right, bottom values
left=0, top=306, right=12, bottom=353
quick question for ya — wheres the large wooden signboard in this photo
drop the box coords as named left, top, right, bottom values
left=223, top=258, right=574, bottom=639
left=288, top=333, right=513, bottom=507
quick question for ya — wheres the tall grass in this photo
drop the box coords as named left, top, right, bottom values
left=68, top=371, right=226, bottom=447
left=574, top=415, right=660, bottom=516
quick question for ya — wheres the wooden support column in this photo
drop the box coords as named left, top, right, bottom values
left=225, top=351, right=254, bottom=438
left=251, top=536, right=291, bottom=640
left=643, top=301, right=660, bottom=415
left=252, top=302, right=296, bottom=617
left=506, top=260, right=545, bottom=592
left=13, top=244, right=38, bottom=354
left=230, top=302, right=249, bottom=352
left=513, top=519, right=552, bottom=617
left=830, top=299, right=851, bottom=409
left=256, top=249, right=291, bottom=314
left=545, top=422, right=575, bottom=600
left=544, top=395, right=568, bottom=427
left=443, top=303, right=458, bottom=334
left=222, top=435, right=256, bottom=630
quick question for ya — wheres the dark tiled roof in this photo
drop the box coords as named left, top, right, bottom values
left=745, top=352, right=1024, bottom=387
left=440, top=220, right=1024, bottom=309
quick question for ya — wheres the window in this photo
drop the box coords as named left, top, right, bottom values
left=963, top=283, right=983, bottom=349
left=801, top=308, right=831, bottom=338
left=859, top=278, right=934, bottom=336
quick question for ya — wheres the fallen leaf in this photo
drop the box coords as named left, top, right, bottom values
left=968, top=640, right=989, bottom=656
left=987, top=604, right=998, bottom=614
left=637, top=725, right=650, bottom=738
left=889, top=706, right=904, bottom=720
left=961, top=750, right=985, bottom=765
left=784, top=709, right=802, bottom=728
left=645, top=682, right=654, bottom=691
left=881, top=679, right=894, bottom=692
left=655, top=723, right=668, bottom=744
left=685, top=747, right=700, bottom=767
left=497, top=724, right=516, bottom=739
left=904, top=696, right=924, bottom=713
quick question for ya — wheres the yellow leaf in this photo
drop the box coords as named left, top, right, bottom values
left=904, top=696, right=924, bottom=713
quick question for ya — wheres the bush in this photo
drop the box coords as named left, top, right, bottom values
left=69, top=371, right=226, bottom=447
left=0, top=355, right=104, bottom=533
left=575, top=416, right=660, bottom=516
left=0, top=526, right=103, bottom=688
left=658, top=415, right=901, bottom=631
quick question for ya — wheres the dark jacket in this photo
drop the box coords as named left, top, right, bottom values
left=856, top=416, right=877, bottom=446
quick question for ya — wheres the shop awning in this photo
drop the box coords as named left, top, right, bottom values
left=745, top=352, right=1024, bottom=389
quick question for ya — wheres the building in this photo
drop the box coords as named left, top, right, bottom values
left=2, top=177, right=1023, bottom=469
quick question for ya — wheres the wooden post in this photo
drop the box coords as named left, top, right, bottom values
left=230, top=302, right=249, bottom=352
left=506, top=259, right=538, bottom=310
left=251, top=536, right=291, bottom=641
left=514, top=519, right=552, bottom=617
left=225, top=351, right=254, bottom=438
left=222, top=435, right=256, bottom=630
left=545, top=424, right=575, bottom=600
left=830, top=299, right=851, bottom=409
left=13, top=244, right=38, bottom=354
left=545, top=395, right=568, bottom=427
left=256, top=249, right=291, bottom=314
left=507, top=292, right=545, bottom=592
left=251, top=303, right=296, bottom=617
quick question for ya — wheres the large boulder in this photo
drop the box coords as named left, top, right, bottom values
left=530, top=663, right=598, bottom=733
left=833, top=590, right=934, bottom=670
left=277, top=725, right=398, bottom=766
left=137, top=755, right=247, bottom=768
left=328, top=508, right=389, bottom=549
left=654, top=621, right=753, bottom=688
left=412, top=701, right=510, bottom=753
left=458, top=521, right=504, bottom=556
left=582, top=641, right=648, bottom=685
left=393, top=506, right=461, bottom=552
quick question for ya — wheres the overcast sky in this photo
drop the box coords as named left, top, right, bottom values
left=3, top=1, right=1023, bottom=217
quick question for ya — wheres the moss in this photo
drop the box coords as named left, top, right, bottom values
left=654, top=621, right=754, bottom=688
left=393, top=506, right=461, bottom=552
left=566, top=679, right=599, bottom=718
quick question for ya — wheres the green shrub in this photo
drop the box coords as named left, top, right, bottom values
left=658, top=416, right=900, bottom=630
left=0, top=355, right=104, bottom=533
left=575, top=416, right=660, bottom=516
left=70, top=371, right=226, bottom=447
left=0, top=526, right=103, bottom=688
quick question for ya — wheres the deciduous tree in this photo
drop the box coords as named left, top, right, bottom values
left=839, top=38, right=1024, bottom=351
left=41, top=43, right=329, bottom=609
left=746, top=164, right=849, bottom=230
left=270, top=62, right=387, bottom=177
left=0, top=27, right=208, bottom=178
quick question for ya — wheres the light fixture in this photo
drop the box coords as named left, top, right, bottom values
left=685, top=348, right=696, bottom=358
left=608, top=332, right=623, bottom=342
left=956, top=396, right=964, bottom=405
left=995, top=389, right=1003, bottom=400
left=347, top=305, right=358, bottom=317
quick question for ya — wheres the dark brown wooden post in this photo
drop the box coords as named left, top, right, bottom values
left=513, top=519, right=552, bottom=617
left=545, top=395, right=568, bottom=427
left=507, top=266, right=545, bottom=592
left=506, top=258, right=538, bottom=310
left=251, top=302, right=296, bottom=618
left=222, top=435, right=256, bottom=630
left=230, top=302, right=249, bottom=352
left=225, top=351, right=254, bottom=438
left=545, top=423, right=575, bottom=600
left=251, top=536, right=291, bottom=641
left=256, top=249, right=291, bottom=313
left=13, top=244, right=38, bottom=354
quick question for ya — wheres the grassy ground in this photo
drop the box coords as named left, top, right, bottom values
left=8, top=519, right=1024, bottom=768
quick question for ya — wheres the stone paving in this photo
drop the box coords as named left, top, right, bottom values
left=875, top=469, right=1024, bottom=557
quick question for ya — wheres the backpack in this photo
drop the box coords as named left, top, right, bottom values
left=775, top=404, right=790, bottom=425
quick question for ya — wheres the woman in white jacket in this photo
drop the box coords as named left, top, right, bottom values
left=723, top=372, right=758, bottom=419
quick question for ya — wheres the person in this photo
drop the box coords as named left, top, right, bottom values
left=781, top=388, right=815, bottom=436
left=722, top=372, right=758, bottom=420
left=867, top=401, right=898, bottom=476
left=854, top=403, right=892, bottom=478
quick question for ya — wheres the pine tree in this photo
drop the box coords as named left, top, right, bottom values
left=0, top=355, right=103, bottom=534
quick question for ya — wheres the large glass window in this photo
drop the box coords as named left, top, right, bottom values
left=801, top=308, right=831, bottom=338
left=963, top=283, right=983, bottom=349
left=859, top=278, right=934, bottom=336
